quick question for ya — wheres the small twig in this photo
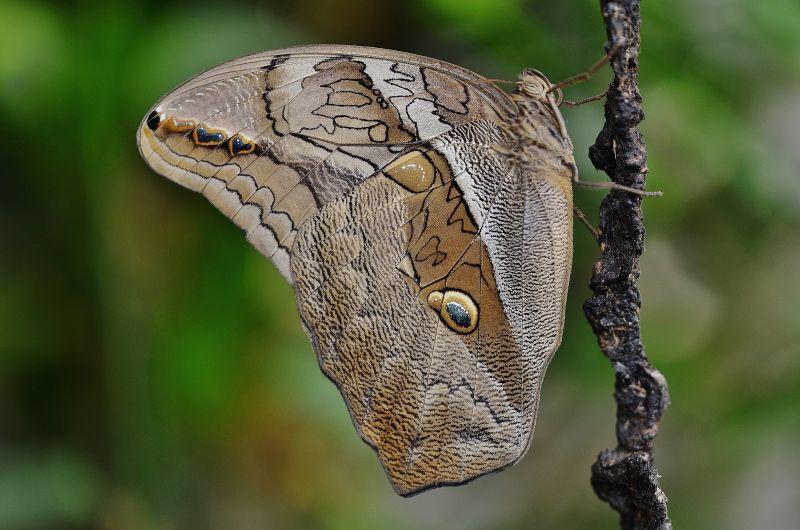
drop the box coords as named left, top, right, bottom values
left=584, top=1, right=672, bottom=529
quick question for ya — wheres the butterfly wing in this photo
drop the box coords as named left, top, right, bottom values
left=137, top=45, right=514, bottom=278
left=137, top=45, right=574, bottom=495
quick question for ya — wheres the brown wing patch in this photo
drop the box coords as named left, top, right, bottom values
left=371, top=148, right=503, bottom=339
left=377, top=150, right=525, bottom=491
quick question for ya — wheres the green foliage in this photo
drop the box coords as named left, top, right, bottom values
left=1, top=0, right=798, bottom=528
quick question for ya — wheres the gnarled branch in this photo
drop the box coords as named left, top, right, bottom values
left=584, top=1, right=672, bottom=528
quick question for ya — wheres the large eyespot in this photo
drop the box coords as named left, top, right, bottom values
left=427, top=289, right=478, bottom=334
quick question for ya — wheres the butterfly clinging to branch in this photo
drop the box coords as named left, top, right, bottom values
left=137, top=44, right=655, bottom=496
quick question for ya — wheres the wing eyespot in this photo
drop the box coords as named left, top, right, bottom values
left=161, top=116, right=195, bottom=133
left=193, top=125, right=227, bottom=147
left=228, top=135, right=256, bottom=156
left=427, top=289, right=479, bottom=334
left=146, top=111, right=162, bottom=131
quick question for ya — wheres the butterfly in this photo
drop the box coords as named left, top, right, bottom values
left=137, top=44, right=592, bottom=496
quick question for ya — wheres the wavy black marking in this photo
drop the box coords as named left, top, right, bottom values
left=424, top=377, right=508, bottom=428
left=419, top=67, right=471, bottom=127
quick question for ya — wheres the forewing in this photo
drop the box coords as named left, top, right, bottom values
left=137, top=45, right=514, bottom=280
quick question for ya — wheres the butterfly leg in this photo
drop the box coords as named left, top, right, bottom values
left=563, top=89, right=608, bottom=108
left=572, top=205, right=601, bottom=243
left=573, top=174, right=662, bottom=197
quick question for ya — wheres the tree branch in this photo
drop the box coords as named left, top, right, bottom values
left=583, top=1, right=672, bottom=528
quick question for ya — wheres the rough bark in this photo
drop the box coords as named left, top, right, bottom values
left=584, top=1, right=672, bottom=529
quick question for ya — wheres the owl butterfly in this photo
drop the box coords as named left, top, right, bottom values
left=138, top=45, right=586, bottom=496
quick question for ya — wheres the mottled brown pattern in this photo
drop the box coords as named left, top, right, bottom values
left=137, top=45, right=575, bottom=496
left=269, top=58, right=415, bottom=145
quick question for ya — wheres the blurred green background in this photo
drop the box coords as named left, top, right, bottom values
left=2, top=0, right=799, bottom=528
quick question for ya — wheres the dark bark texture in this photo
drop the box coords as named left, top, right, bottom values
left=584, top=1, right=672, bottom=529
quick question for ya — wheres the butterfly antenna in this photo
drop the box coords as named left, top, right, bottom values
left=547, top=40, right=625, bottom=95
left=486, top=78, right=515, bottom=85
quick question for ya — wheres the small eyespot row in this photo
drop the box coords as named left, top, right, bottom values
left=145, top=114, right=256, bottom=156
left=161, top=116, right=195, bottom=133
left=371, top=88, right=389, bottom=109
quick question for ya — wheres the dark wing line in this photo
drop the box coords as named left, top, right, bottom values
left=404, top=288, right=444, bottom=482
left=172, top=65, right=353, bottom=212
left=421, top=67, right=471, bottom=117
left=290, top=147, right=567, bottom=284
left=223, top=134, right=339, bottom=249
left=461, top=225, right=484, bottom=482
left=337, top=146, right=381, bottom=173
left=156, top=55, right=299, bottom=110
left=220, top=133, right=311, bottom=219
left=286, top=149, right=565, bottom=266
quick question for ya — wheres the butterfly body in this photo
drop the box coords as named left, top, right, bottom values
left=138, top=45, right=574, bottom=495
